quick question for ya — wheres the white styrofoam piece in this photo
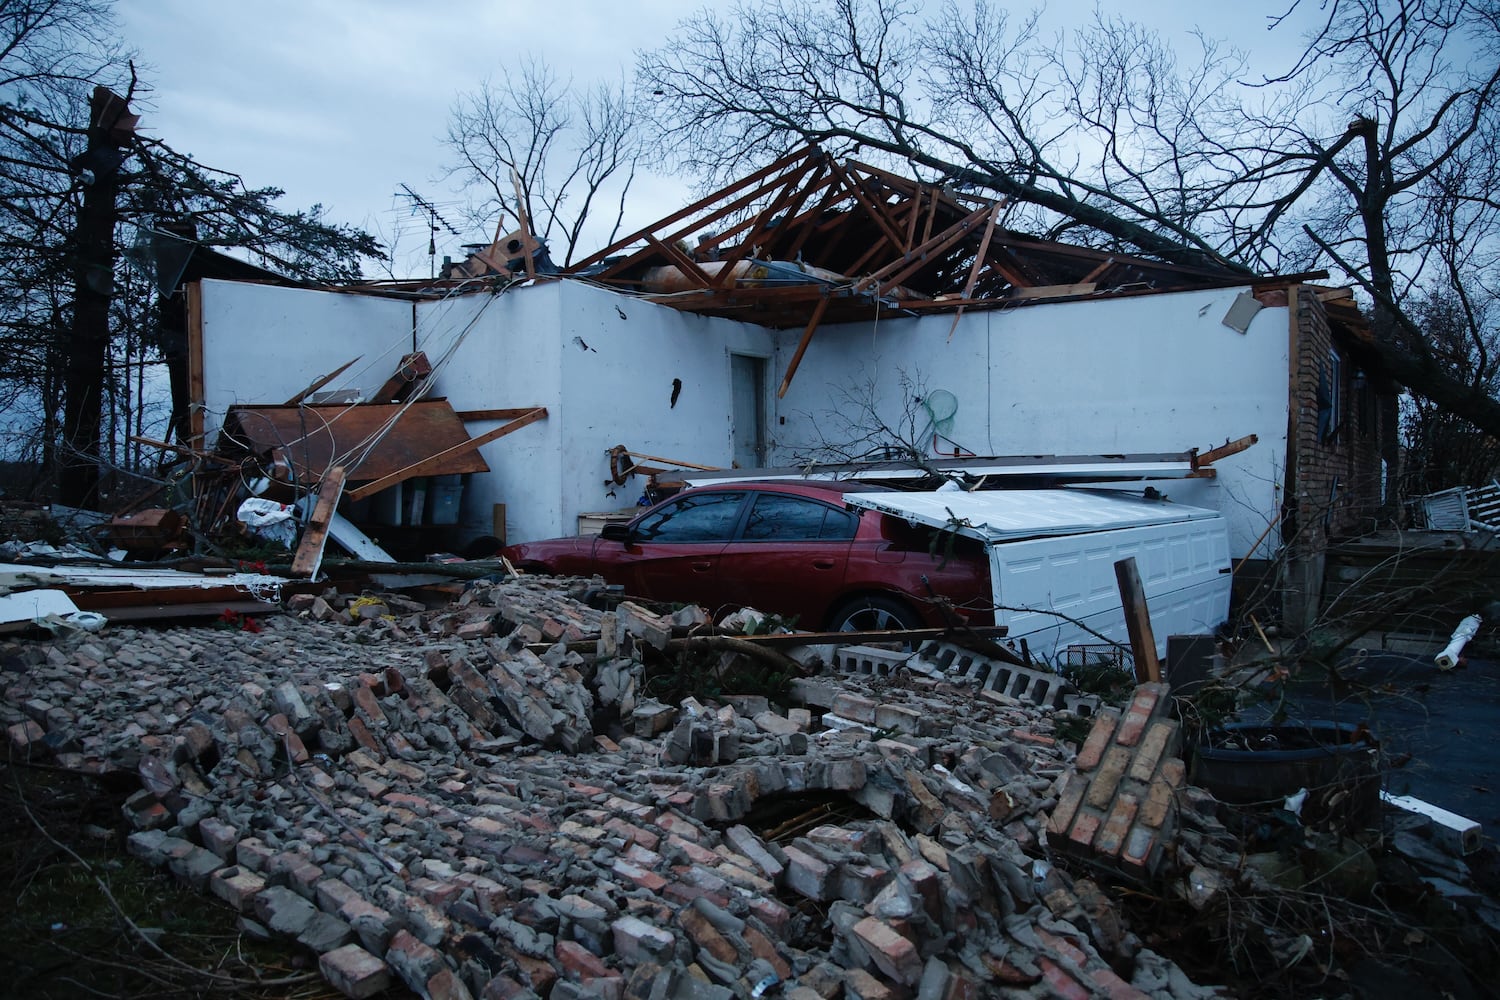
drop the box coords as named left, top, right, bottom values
left=0, top=588, right=80, bottom=625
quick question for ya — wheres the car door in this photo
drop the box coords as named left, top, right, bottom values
left=608, top=490, right=748, bottom=606
left=713, top=491, right=860, bottom=626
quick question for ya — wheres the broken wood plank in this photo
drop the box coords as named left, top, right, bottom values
left=778, top=293, right=831, bottom=399
left=291, top=466, right=346, bottom=578
left=284, top=356, right=361, bottom=406
left=295, top=495, right=397, bottom=563
left=456, top=407, right=549, bottom=422
left=1193, top=433, right=1259, bottom=469
left=345, top=408, right=547, bottom=502
left=1114, top=556, right=1161, bottom=684
left=1009, top=282, right=1098, bottom=301
left=946, top=203, right=1002, bottom=342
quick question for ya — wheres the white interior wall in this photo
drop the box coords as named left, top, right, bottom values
left=198, top=278, right=414, bottom=440
left=416, top=282, right=775, bottom=544
left=554, top=287, right=775, bottom=537
left=771, top=287, right=1291, bottom=558
left=414, top=282, right=564, bottom=546
left=199, top=278, right=1289, bottom=559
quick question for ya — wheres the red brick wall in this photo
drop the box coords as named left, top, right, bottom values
left=1287, top=287, right=1396, bottom=545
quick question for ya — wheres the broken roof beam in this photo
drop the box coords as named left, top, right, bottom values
left=647, top=236, right=718, bottom=288
left=853, top=203, right=994, bottom=297
left=777, top=293, right=831, bottom=399
left=567, top=148, right=821, bottom=275
left=826, top=158, right=910, bottom=254
left=1191, top=433, right=1259, bottom=473
left=947, top=203, right=1003, bottom=341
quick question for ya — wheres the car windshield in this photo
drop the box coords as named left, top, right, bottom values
left=633, top=491, right=746, bottom=541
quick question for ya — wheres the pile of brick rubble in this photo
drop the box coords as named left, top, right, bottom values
left=2, top=576, right=1230, bottom=999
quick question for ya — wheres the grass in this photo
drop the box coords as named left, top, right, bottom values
left=0, top=762, right=370, bottom=999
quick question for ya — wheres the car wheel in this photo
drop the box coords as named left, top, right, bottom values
left=829, top=595, right=923, bottom=633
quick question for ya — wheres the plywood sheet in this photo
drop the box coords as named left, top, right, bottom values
left=219, top=400, right=490, bottom=483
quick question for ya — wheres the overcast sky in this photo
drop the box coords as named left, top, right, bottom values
left=115, top=1, right=1315, bottom=278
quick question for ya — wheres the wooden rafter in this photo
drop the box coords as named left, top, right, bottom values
left=691, top=154, right=827, bottom=260
left=853, top=203, right=993, bottom=296
left=777, top=293, right=831, bottom=399
left=568, top=147, right=817, bottom=275
left=709, top=157, right=829, bottom=288
left=647, top=236, right=717, bottom=289
left=827, top=159, right=908, bottom=253
left=947, top=203, right=1003, bottom=341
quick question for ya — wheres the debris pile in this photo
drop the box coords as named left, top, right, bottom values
left=1, top=576, right=1239, bottom=998
left=9, top=574, right=1499, bottom=997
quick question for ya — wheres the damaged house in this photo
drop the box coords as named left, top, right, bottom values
left=173, top=147, right=1399, bottom=627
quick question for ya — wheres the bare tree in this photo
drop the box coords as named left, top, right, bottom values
left=0, top=0, right=382, bottom=504
left=444, top=59, right=642, bottom=267
left=639, top=0, right=1500, bottom=440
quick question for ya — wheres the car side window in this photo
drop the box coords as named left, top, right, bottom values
left=633, top=491, right=747, bottom=542
left=741, top=494, right=860, bottom=541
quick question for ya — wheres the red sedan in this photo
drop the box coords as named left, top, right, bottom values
left=502, top=481, right=992, bottom=631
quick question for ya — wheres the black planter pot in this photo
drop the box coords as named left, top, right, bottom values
left=1192, top=721, right=1381, bottom=829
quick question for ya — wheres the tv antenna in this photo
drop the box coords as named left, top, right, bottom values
left=397, top=183, right=462, bottom=278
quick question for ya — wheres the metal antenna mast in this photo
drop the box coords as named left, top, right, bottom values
left=397, top=183, right=461, bottom=278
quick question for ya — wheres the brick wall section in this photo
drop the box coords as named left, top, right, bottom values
left=1289, top=285, right=1397, bottom=543
left=1047, top=683, right=1185, bottom=878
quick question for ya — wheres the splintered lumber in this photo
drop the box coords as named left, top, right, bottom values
left=345, top=407, right=547, bottom=502
left=1193, top=433, right=1259, bottom=470
left=291, top=467, right=346, bottom=578
left=283, top=356, right=360, bottom=406
left=778, top=294, right=831, bottom=399
left=1114, top=556, right=1161, bottom=683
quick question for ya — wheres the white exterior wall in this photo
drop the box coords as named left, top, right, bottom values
left=552, top=285, right=774, bottom=537
left=198, top=278, right=1288, bottom=559
left=410, top=282, right=773, bottom=545
left=198, top=278, right=414, bottom=438
left=770, top=287, right=1291, bottom=558
left=198, top=279, right=775, bottom=548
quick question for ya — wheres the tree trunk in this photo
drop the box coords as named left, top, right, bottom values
left=60, top=87, right=129, bottom=508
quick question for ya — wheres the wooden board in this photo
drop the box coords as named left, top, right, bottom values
left=291, top=466, right=346, bottom=578
left=220, top=399, right=490, bottom=484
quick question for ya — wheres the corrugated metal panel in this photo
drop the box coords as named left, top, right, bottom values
left=844, top=488, right=1220, bottom=543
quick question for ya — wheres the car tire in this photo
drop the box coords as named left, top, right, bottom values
left=829, top=595, right=923, bottom=633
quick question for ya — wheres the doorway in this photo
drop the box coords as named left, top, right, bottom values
left=730, top=354, right=767, bottom=469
